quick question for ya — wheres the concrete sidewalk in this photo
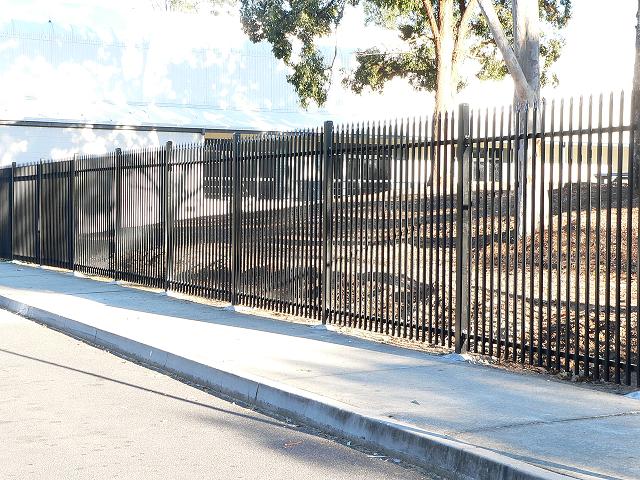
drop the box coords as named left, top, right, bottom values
left=0, top=261, right=638, bottom=480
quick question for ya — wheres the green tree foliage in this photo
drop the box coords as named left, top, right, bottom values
left=152, top=0, right=233, bottom=14
left=240, top=0, right=571, bottom=109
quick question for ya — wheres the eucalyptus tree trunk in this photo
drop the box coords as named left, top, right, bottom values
left=477, top=0, right=541, bottom=236
left=434, top=0, right=456, bottom=117
left=512, top=0, right=540, bottom=237
left=430, top=0, right=457, bottom=187
left=512, top=0, right=540, bottom=104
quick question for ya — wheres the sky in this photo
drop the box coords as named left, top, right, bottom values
left=0, top=0, right=637, bottom=122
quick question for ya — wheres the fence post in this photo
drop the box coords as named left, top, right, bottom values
left=113, top=148, right=123, bottom=279
left=36, top=160, right=42, bottom=266
left=321, top=121, right=334, bottom=324
left=455, top=104, right=471, bottom=354
left=68, top=156, right=75, bottom=270
left=163, top=141, right=173, bottom=291
left=230, top=133, right=241, bottom=305
left=9, top=162, right=15, bottom=260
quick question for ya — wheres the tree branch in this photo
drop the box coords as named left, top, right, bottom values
left=452, top=0, right=477, bottom=66
left=420, top=0, right=441, bottom=48
left=459, top=0, right=477, bottom=31
left=477, top=0, right=537, bottom=103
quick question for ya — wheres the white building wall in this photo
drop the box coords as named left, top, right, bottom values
left=0, top=125, right=203, bottom=165
left=0, top=2, right=437, bottom=167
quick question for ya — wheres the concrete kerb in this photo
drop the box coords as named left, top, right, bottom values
left=0, top=293, right=572, bottom=480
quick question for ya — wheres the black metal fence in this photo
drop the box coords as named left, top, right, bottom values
left=465, top=94, right=637, bottom=386
left=0, top=94, right=637, bottom=385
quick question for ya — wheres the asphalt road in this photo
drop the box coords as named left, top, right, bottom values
left=0, top=309, right=436, bottom=480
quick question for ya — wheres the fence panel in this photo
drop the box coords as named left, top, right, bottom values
left=40, top=160, right=73, bottom=269
left=12, top=164, right=38, bottom=263
left=116, top=147, right=165, bottom=288
left=329, top=117, right=459, bottom=346
left=467, top=94, right=638, bottom=385
left=168, top=142, right=233, bottom=300
left=0, top=167, right=11, bottom=259
left=75, top=154, right=116, bottom=277
left=236, top=131, right=324, bottom=318
left=468, top=106, right=511, bottom=359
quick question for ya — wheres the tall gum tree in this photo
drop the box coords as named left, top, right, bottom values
left=239, top=0, right=571, bottom=115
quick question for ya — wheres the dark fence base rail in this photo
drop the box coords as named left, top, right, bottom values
left=0, top=95, right=638, bottom=386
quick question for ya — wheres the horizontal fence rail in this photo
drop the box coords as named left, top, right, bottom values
left=0, top=94, right=637, bottom=385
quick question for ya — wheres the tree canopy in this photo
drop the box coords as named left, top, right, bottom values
left=152, top=0, right=232, bottom=14
left=240, top=0, right=572, bottom=110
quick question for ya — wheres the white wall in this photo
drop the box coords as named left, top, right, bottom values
left=0, top=1, right=439, bottom=157
left=0, top=125, right=202, bottom=165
